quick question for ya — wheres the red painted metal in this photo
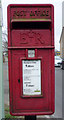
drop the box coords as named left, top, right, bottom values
left=7, top=4, right=55, bottom=116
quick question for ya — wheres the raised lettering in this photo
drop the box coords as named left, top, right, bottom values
left=30, top=11, right=35, bottom=16
left=46, top=10, right=49, bottom=16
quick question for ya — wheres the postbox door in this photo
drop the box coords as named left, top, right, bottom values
left=9, top=49, right=54, bottom=114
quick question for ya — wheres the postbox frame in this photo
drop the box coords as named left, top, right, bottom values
left=8, top=4, right=55, bottom=116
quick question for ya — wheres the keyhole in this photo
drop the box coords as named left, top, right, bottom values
left=18, top=79, right=20, bottom=83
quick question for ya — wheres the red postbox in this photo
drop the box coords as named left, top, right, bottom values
left=7, top=4, right=55, bottom=116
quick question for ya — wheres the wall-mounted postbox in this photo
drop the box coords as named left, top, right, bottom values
left=7, top=4, right=55, bottom=116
